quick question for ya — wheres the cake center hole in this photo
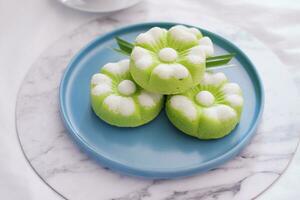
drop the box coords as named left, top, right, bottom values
left=196, top=90, right=215, bottom=107
left=158, top=48, right=178, bottom=62
left=118, top=80, right=136, bottom=96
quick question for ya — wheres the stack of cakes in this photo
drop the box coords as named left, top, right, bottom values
left=90, top=25, right=243, bottom=139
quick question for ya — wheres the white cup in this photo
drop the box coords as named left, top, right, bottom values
left=59, top=0, right=142, bottom=13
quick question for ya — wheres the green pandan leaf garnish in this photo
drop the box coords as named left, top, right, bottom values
left=113, top=26, right=235, bottom=94
left=114, top=36, right=235, bottom=68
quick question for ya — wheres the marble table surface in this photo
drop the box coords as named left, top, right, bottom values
left=15, top=15, right=300, bottom=200
left=1, top=0, right=300, bottom=199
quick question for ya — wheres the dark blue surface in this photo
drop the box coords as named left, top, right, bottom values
left=59, top=22, right=264, bottom=179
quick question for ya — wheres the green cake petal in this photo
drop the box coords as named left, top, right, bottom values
left=130, top=25, right=213, bottom=94
left=90, top=59, right=164, bottom=127
left=166, top=71, right=244, bottom=139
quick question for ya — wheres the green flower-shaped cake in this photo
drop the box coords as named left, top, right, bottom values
left=90, top=59, right=164, bottom=127
left=166, top=71, right=243, bottom=139
left=130, top=25, right=214, bottom=94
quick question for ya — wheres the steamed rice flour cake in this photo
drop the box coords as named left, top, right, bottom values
left=166, top=71, right=243, bottom=139
left=91, top=59, right=164, bottom=127
left=130, top=25, right=214, bottom=94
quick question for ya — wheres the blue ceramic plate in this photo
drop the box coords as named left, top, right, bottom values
left=59, top=22, right=264, bottom=179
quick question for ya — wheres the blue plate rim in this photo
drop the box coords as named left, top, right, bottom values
left=59, top=22, right=265, bottom=179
